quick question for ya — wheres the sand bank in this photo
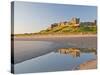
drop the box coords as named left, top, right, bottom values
left=13, top=35, right=97, bottom=48
left=12, top=35, right=97, bottom=64
left=79, top=59, right=97, bottom=70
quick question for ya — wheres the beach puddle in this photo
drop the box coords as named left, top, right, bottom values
left=14, top=47, right=97, bottom=74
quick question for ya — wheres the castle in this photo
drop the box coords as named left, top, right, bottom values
left=49, top=17, right=96, bottom=29
left=50, top=17, right=80, bottom=29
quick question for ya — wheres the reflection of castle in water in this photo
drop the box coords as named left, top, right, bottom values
left=57, top=48, right=96, bottom=58
left=58, top=48, right=80, bottom=58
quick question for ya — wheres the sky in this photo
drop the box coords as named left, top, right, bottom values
left=14, top=1, right=97, bottom=34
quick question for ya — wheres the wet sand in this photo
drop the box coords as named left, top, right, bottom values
left=14, top=35, right=97, bottom=48
left=12, top=35, right=97, bottom=64
left=13, top=41, right=59, bottom=64
left=79, top=59, right=97, bottom=70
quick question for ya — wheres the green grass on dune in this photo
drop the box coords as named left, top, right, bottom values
left=14, top=25, right=97, bottom=36
left=39, top=25, right=97, bottom=34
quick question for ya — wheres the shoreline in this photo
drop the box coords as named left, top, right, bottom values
left=12, top=34, right=97, bottom=64
left=13, top=34, right=97, bottom=39
left=77, top=59, right=97, bottom=70
left=13, top=34, right=97, bottom=48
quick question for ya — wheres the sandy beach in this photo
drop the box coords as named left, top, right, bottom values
left=79, top=59, right=97, bottom=70
left=12, top=35, right=97, bottom=64
left=14, top=35, right=97, bottom=48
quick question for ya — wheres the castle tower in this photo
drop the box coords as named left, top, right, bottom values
left=94, top=20, right=97, bottom=25
left=70, top=17, right=80, bottom=26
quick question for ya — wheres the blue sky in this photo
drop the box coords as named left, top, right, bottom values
left=14, top=1, right=97, bottom=34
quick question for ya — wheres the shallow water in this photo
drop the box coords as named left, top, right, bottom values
left=13, top=41, right=97, bottom=74
left=14, top=41, right=74, bottom=64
